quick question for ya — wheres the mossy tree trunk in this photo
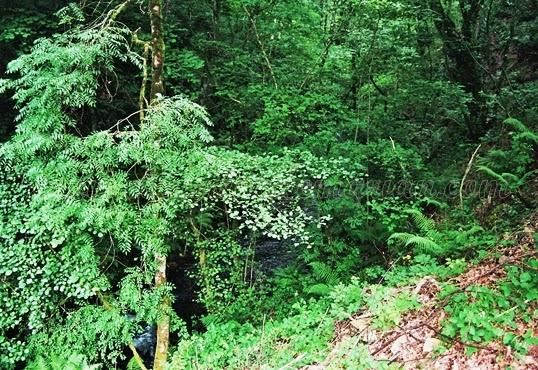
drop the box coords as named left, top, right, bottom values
left=150, top=0, right=165, bottom=101
left=148, top=0, right=169, bottom=369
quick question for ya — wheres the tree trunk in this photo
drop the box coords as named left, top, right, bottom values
left=153, top=255, right=169, bottom=370
left=148, top=1, right=169, bottom=369
left=428, top=0, right=487, bottom=140
left=150, top=0, right=165, bottom=101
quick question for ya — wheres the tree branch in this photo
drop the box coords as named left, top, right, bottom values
left=369, top=75, right=387, bottom=96
left=133, top=30, right=151, bottom=120
left=243, top=4, right=278, bottom=88
left=99, top=0, right=132, bottom=28
left=459, top=144, right=482, bottom=208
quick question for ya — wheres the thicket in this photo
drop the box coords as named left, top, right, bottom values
left=0, top=0, right=536, bottom=369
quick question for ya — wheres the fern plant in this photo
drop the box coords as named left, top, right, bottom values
left=389, top=208, right=492, bottom=258
left=389, top=209, right=441, bottom=255
left=477, top=118, right=537, bottom=208
left=306, top=261, right=341, bottom=296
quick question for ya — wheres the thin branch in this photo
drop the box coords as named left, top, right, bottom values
left=243, top=4, right=278, bottom=88
left=133, top=29, right=151, bottom=120
left=369, top=75, right=387, bottom=96
left=96, top=291, right=148, bottom=370
left=97, top=0, right=132, bottom=28
left=459, top=144, right=482, bottom=208
left=110, top=109, right=145, bottom=132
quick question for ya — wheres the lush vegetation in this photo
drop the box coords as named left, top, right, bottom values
left=0, top=0, right=536, bottom=369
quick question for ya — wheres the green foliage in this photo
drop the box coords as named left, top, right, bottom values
left=194, top=232, right=251, bottom=313
left=55, top=3, right=86, bottom=26
left=477, top=119, right=537, bottom=207
left=0, top=4, right=341, bottom=367
left=322, top=337, right=400, bottom=370
left=251, top=88, right=352, bottom=148
left=169, top=278, right=365, bottom=369
left=441, top=259, right=538, bottom=353
left=389, top=209, right=494, bottom=258
left=306, top=261, right=341, bottom=296
left=378, top=254, right=467, bottom=287
left=27, top=354, right=98, bottom=370
left=0, top=0, right=536, bottom=367
left=0, top=158, right=108, bottom=367
left=364, top=286, right=420, bottom=330
left=389, top=209, right=441, bottom=255
left=0, top=23, right=138, bottom=157
left=27, top=306, right=132, bottom=367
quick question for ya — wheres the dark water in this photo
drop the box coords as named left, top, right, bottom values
left=128, top=237, right=297, bottom=367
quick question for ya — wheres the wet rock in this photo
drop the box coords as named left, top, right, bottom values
left=132, top=324, right=157, bottom=366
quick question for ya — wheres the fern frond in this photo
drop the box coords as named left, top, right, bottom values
left=306, top=283, right=331, bottom=296
left=504, top=118, right=530, bottom=133
left=520, top=170, right=538, bottom=183
left=504, top=118, right=538, bottom=143
left=501, top=172, right=520, bottom=184
left=405, top=209, right=435, bottom=236
left=421, top=197, right=446, bottom=209
left=477, top=165, right=509, bottom=186
left=404, top=235, right=439, bottom=250
left=389, top=232, right=439, bottom=253
left=389, top=232, right=415, bottom=245
left=309, top=261, right=339, bottom=286
left=463, top=225, right=483, bottom=236
left=514, top=131, right=538, bottom=144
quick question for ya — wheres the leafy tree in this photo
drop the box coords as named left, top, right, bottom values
left=0, top=1, right=337, bottom=367
left=0, top=0, right=536, bottom=368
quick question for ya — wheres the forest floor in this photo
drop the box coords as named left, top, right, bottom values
left=304, top=213, right=538, bottom=370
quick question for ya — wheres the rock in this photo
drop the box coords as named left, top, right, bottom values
left=133, top=323, right=157, bottom=365
left=350, top=317, right=370, bottom=331
left=304, top=365, right=325, bottom=370
left=423, top=337, right=441, bottom=353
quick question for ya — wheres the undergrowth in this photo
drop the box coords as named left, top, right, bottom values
left=167, top=217, right=537, bottom=369
left=440, top=258, right=538, bottom=356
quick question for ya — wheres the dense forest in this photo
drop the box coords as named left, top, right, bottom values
left=0, top=0, right=537, bottom=369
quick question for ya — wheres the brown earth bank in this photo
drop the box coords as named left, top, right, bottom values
left=303, top=214, right=538, bottom=370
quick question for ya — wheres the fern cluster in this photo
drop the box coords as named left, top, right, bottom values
left=477, top=118, right=537, bottom=206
